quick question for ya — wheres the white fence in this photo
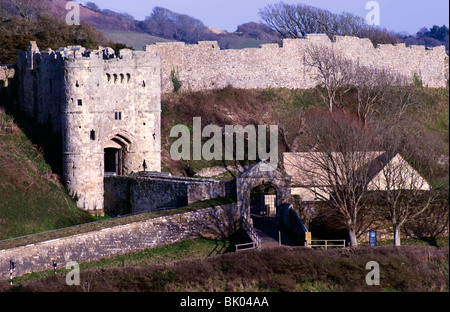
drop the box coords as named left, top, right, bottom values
left=308, top=239, right=346, bottom=249
left=236, top=217, right=261, bottom=252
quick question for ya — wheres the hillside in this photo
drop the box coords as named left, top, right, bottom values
left=45, top=0, right=141, bottom=32
left=57, top=1, right=279, bottom=49
left=0, top=0, right=128, bottom=64
left=160, top=87, right=449, bottom=185
left=0, top=113, right=99, bottom=240
left=3, top=244, right=448, bottom=292
left=99, top=29, right=175, bottom=51
left=0, top=84, right=447, bottom=241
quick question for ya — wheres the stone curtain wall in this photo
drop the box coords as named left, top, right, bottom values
left=104, top=174, right=229, bottom=216
left=145, top=34, right=447, bottom=93
left=0, top=65, right=14, bottom=86
left=0, top=204, right=237, bottom=279
left=0, top=65, right=15, bottom=112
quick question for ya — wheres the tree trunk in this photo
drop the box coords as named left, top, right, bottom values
left=348, top=229, right=358, bottom=247
left=393, top=224, right=401, bottom=246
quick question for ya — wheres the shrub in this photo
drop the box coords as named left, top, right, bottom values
left=170, top=68, right=182, bottom=93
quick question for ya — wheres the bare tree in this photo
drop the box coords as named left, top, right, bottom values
left=351, top=66, right=411, bottom=124
left=372, top=124, right=440, bottom=246
left=285, top=109, right=379, bottom=246
left=259, top=2, right=359, bottom=38
left=303, top=44, right=354, bottom=112
left=377, top=83, right=423, bottom=125
left=258, top=1, right=399, bottom=45
left=402, top=192, right=449, bottom=239
left=2, top=0, right=49, bottom=21
left=277, top=112, right=305, bottom=153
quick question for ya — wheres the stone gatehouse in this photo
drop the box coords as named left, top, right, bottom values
left=15, top=42, right=161, bottom=214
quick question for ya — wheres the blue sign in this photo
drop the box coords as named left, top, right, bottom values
left=369, top=231, right=377, bottom=247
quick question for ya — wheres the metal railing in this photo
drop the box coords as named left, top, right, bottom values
left=235, top=242, right=258, bottom=252
left=308, top=239, right=346, bottom=249
left=236, top=217, right=261, bottom=252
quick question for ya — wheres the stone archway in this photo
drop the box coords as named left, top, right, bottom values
left=104, top=133, right=132, bottom=175
left=236, top=161, right=291, bottom=220
left=250, top=183, right=279, bottom=217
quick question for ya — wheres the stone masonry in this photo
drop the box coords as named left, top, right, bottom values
left=146, top=34, right=447, bottom=93
left=0, top=204, right=237, bottom=279
left=0, top=65, right=14, bottom=87
left=0, top=65, right=15, bottom=112
left=104, top=172, right=231, bottom=216
left=16, top=42, right=162, bottom=214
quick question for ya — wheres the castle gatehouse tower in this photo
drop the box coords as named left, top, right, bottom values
left=16, top=42, right=161, bottom=215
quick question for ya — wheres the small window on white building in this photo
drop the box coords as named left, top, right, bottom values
left=115, top=111, right=122, bottom=120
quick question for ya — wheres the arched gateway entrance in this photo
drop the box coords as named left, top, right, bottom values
left=104, top=134, right=132, bottom=175
left=236, top=161, right=291, bottom=220
left=250, top=183, right=278, bottom=218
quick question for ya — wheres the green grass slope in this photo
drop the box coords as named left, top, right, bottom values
left=160, top=86, right=449, bottom=184
left=0, top=113, right=98, bottom=240
left=3, top=242, right=448, bottom=292
left=99, top=29, right=175, bottom=50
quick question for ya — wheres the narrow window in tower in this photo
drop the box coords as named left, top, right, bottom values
left=115, top=111, right=122, bottom=120
left=77, top=99, right=82, bottom=106
left=90, top=130, right=96, bottom=141
left=106, top=73, right=111, bottom=83
left=113, top=74, right=118, bottom=84
left=126, top=73, right=131, bottom=83
left=120, top=74, right=124, bottom=83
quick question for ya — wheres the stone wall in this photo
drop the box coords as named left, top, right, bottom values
left=0, top=65, right=14, bottom=86
left=0, top=65, right=15, bottom=112
left=0, top=204, right=237, bottom=279
left=104, top=172, right=230, bottom=216
left=145, top=34, right=447, bottom=93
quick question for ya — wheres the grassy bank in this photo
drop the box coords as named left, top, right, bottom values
left=0, top=196, right=234, bottom=250
left=0, top=113, right=99, bottom=240
left=2, top=242, right=448, bottom=292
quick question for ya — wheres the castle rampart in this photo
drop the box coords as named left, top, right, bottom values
left=145, top=34, right=447, bottom=93
left=10, top=34, right=448, bottom=214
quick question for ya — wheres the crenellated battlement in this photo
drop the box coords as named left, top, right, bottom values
left=148, top=33, right=444, bottom=54
left=145, top=34, right=447, bottom=92
left=18, top=42, right=160, bottom=73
